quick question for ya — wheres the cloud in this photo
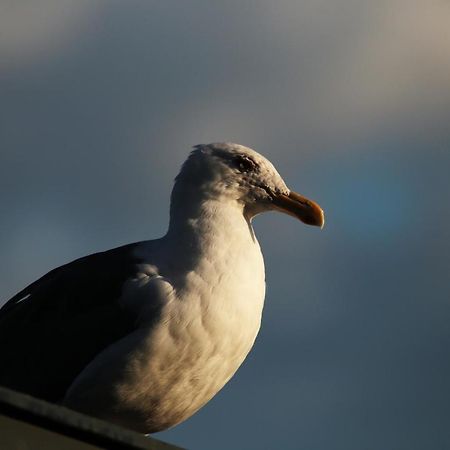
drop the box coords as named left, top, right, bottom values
left=258, top=0, right=450, bottom=137
left=0, top=1, right=103, bottom=69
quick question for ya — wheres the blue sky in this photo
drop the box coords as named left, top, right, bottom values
left=1, top=2, right=449, bottom=449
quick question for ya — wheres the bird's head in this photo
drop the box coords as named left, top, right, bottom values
left=172, top=142, right=324, bottom=228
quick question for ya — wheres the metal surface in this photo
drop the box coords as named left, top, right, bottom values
left=0, top=386, right=183, bottom=450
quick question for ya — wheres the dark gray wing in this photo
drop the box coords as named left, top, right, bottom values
left=0, top=243, right=144, bottom=402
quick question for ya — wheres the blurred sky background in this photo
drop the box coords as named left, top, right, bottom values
left=1, top=1, right=450, bottom=449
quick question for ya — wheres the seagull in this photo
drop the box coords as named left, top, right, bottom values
left=0, top=142, right=324, bottom=433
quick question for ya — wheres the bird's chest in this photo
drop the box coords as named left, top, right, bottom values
left=120, top=243, right=265, bottom=430
left=177, top=235, right=266, bottom=354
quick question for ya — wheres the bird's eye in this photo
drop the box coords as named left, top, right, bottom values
left=233, top=155, right=258, bottom=173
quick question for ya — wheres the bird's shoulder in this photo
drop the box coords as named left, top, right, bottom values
left=0, top=241, right=144, bottom=320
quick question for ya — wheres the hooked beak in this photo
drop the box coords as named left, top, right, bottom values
left=272, top=191, right=325, bottom=228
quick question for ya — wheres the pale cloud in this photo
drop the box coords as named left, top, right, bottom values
left=322, top=1, right=450, bottom=129
left=261, top=0, right=450, bottom=136
left=132, top=0, right=450, bottom=153
left=0, top=1, right=103, bottom=68
left=2, top=1, right=449, bottom=141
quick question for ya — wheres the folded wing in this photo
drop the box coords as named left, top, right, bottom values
left=0, top=243, right=145, bottom=402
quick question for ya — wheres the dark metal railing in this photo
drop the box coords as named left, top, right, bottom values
left=0, top=386, right=183, bottom=450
